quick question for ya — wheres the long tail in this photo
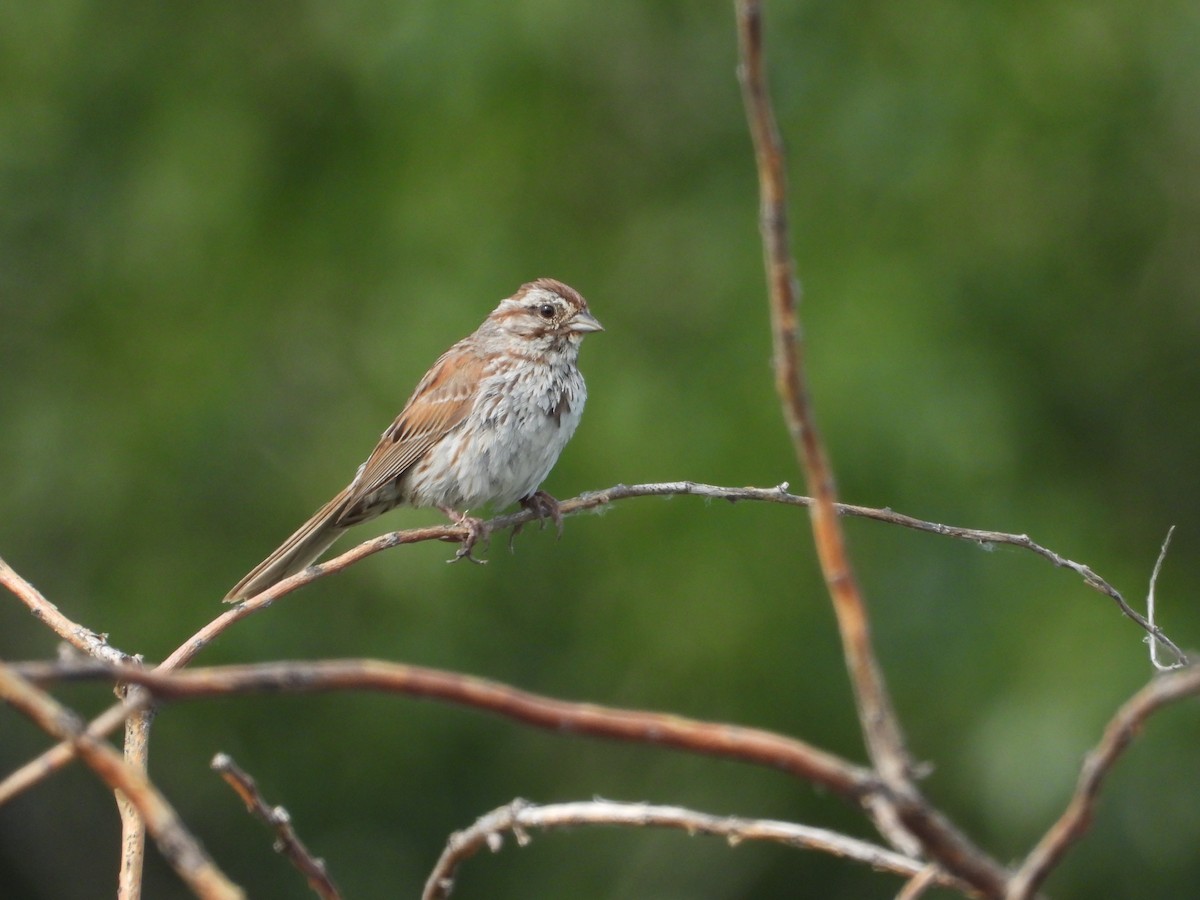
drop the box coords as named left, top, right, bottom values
left=223, top=487, right=352, bottom=602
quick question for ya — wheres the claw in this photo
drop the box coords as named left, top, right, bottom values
left=441, top=507, right=489, bottom=564
left=512, top=491, right=564, bottom=552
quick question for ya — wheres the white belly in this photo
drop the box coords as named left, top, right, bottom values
left=405, top=360, right=586, bottom=511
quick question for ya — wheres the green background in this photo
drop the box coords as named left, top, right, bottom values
left=2, top=1, right=1199, bottom=897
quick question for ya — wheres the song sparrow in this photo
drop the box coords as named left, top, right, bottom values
left=224, top=277, right=602, bottom=602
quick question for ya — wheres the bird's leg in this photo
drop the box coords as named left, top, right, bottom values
left=509, top=490, right=564, bottom=552
left=440, top=507, right=488, bottom=564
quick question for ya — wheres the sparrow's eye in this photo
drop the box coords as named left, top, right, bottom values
left=537, top=303, right=556, bottom=320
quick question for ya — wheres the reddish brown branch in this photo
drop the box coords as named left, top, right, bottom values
left=735, top=0, right=908, bottom=777
left=0, top=661, right=242, bottom=899
left=1006, top=665, right=1200, bottom=898
left=18, top=658, right=876, bottom=800
left=212, top=753, right=342, bottom=900
left=423, top=799, right=979, bottom=900
left=735, top=3, right=1010, bottom=895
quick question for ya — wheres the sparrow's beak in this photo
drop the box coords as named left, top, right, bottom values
left=569, top=310, right=604, bottom=333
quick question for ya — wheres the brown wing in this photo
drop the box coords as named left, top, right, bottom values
left=337, top=344, right=484, bottom=519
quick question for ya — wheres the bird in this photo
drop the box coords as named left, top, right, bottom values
left=224, top=277, right=602, bottom=602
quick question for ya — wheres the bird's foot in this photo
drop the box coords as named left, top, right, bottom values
left=509, top=491, right=564, bottom=552
left=441, top=507, right=489, bottom=564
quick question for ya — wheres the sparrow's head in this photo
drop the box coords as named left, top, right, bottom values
left=490, top=278, right=603, bottom=344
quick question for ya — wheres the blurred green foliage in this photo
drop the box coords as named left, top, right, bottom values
left=2, top=1, right=1199, bottom=897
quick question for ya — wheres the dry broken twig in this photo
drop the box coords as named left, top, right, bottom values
left=422, top=799, right=979, bottom=900
left=212, top=753, right=342, bottom=900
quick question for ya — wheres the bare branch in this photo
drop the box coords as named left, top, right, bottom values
left=0, top=482, right=1182, bottom=696
left=3, top=488, right=1177, bottom=685
left=212, top=753, right=342, bottom=900
left=422, top=798, right=979, bottom=900
left=0, top=661, right=242, bottom=900
left=208, top=481, right=1190, bottom=666
left=736, top=0, right=908, bottom=787
left=1007, top=665, right=1200, bottom=898
left=0, top=555, right=136, bottom=665
left=118, top=700, right=156, bottom=900
left=17, top=658, right=876, bottom=801
left=564, top=482, right=1185, bottom=663
left=838, top=503, right=1186, bottom=667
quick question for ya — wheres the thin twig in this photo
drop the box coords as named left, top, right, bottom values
left=1005, top=665, right=1200, bottom=899
left=203, top=482, right=1189, bottom=666
left=421, top=798, right=978, bottom=900
left=1145, top=526, right=1178, bottom=671
left=836, top=502, right=1186, bottom=667
left=212, top=753, right=342, bottom=900
left=563, top=482, right=1185, bottom=664
left=16, top=658, right=877, bottom=800
left=0, top=661, right=242, bottom=900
